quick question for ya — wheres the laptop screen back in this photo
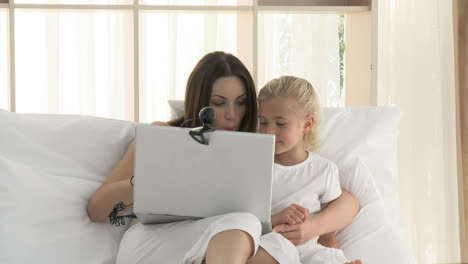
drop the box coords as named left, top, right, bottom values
left=133, top=125, right=275, bottom=233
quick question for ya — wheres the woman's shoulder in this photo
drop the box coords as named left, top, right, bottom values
left=150, top=121, right=169, bottom=126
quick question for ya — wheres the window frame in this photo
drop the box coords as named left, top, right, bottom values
left=2, top=0, right=376, bottom=120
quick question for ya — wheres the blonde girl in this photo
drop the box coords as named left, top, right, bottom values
left=257, top=76, right=361, bottom=264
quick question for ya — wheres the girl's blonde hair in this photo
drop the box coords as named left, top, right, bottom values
left=258, top=76, right=321, bottom=152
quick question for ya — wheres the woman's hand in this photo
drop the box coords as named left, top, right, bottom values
left=271, top=204, right=309, bottom=227
left=318, top=232, right=339, bottom=248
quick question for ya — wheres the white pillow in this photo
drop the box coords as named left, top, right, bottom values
left=168, top=101, right=415, bottom=263
left=334, top=158, right=415, bottom=263
left=168, top=100, right=184, bottom=119
left=0, top=111, right=135, bottom=264
left=318, top=107, right=415, bottom=263
left=337, top=201, right=415, bottom=264
left=320, top=107, right=402, bottom=218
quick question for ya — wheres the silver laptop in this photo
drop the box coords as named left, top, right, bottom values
left=133, top=124, right=275, bottom=234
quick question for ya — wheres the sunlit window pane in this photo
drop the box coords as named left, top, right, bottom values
left=258, top=13, right=344, bottom=107
left=140, top=0, right=252, bottom=6
left=15, top=0, right=132, bottom=4
left=15, top=9, right=134, bottom=120
left=0, top=9, right=8, bottom=111
left=139, top=11, right=237, bottom=123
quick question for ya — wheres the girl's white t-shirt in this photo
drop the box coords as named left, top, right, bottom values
left=271, top=151, right=342, bottom=216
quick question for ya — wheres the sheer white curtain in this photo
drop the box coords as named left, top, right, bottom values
left=15, top=0, right=132, bottom=4
left=378, top=0, right=461, bottom=262
left=14, top=10, right=134, bottom=120
left=140, top=12, right=343, bottom=124
left=0, top=9, right=8, bottom=111
left=258, top=13, right=342, bottom=107
left=139, top=11, right=238, bottom=123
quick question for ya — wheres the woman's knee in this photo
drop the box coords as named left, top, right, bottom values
left=222, top=212, right=261, bottom=224
left=208, top=212, right=262, bottom=252
left=217, top=212, right=262, bottom=234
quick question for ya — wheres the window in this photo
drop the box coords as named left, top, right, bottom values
left=259, top=13, right=345, bottom=107
left=139, top=11, right=238, bottom=122
left=15, top=9, right=134, bottom=120
left=4, top=1, right=371, bottom=121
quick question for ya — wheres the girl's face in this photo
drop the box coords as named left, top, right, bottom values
left=209, top=76, right=247, bottom=131
left=258, top=97, right=313, bottom=155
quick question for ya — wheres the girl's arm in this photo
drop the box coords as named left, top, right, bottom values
left=87, top=121, right=168, bottom=222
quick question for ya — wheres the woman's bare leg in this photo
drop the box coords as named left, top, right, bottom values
left=248, top=247, right=278, bottom=264
left=205, top=230, right=254, bottom=264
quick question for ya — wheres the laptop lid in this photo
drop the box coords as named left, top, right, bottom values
left=133, top=124, right=275, bottom=234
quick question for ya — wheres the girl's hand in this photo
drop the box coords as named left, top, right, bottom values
left=271, top=204, right=309, bottom=227
left=272, top=215, right=321, bottom=246
left=272, top=221, right=312, bottom=246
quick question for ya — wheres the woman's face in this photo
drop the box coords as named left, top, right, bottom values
left=209, top=76, right=247, bottom=131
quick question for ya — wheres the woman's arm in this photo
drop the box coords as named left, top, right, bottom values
left=313, top=189, right=359, bottom=235
left=87, top=140, right=136, bottom=222
left=316, top=201, right=339, bottom=248
left=87, top=121, right=168, bottom=222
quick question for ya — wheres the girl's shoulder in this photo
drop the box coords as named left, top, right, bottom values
left=307, top=152, right=338, bottom=171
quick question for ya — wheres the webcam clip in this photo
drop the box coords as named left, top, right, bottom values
left=189, top=125, right=216, bottom=145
